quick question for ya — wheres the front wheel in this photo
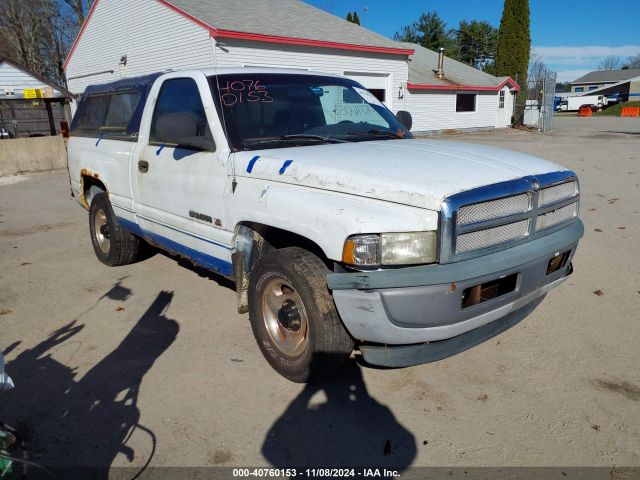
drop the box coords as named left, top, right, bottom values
left=248, top=247, right=354, bottom=383
left=89, top=193, right=140, bottom=266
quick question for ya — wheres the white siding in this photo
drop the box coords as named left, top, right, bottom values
left=403, top=89, right=501, bottom=132
left=213, top=39, right=408, bottom=112
left=65, top=0, right=215, bottom=94
left=0, top=62, right=65, bottom=98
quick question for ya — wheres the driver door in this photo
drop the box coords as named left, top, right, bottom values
left=132, top=74, right=233, bottom=275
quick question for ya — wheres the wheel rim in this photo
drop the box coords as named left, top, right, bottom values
left=93, top=208, right=111, bottom=254
left=261, top=278, right=309, bottom=357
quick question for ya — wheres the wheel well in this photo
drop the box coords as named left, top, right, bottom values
left=80, top=174, right=107, bottom=208
left=232, top=222, right=332, bottom=313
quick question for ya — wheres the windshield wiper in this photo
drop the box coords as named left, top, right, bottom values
left=243, top=134, right=348, bottom=147
left=346, top=129, right=405, bottom=139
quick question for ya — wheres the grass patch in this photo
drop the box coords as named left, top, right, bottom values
left=597, top=101, right=640, bottom=116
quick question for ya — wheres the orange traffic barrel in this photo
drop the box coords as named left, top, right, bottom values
left=578, top=106, right=592, bottom=117
left=621, top=106, right=640, bottom=117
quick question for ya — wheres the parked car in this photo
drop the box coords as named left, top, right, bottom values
left=67, top=68, right=583, bottom=382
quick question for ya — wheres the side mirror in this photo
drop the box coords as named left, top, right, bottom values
left=395, top=110, right=412, bottom=131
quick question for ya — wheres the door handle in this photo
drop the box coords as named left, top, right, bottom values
left=138, top=160, right=149, bottom=173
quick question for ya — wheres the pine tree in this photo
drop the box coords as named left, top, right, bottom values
left=352, top=11, right=360, bottom=25
left=346, top=11, right=352, bottom=23
left=495, top=0, right=530, bottom=84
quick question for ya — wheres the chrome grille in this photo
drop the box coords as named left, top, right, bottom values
left=440, top=172, right=580, bottom=263
left=457, top=193, right=530, bottom=225
left=536, top=202, right=578, bottom=231
left=539, top=181, right=578, bottom=207
left=457, top=219, right=530, bottom=253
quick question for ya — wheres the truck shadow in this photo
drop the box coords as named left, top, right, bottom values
left=0, top=288, right=179, bottom=479
left=262, top=357, right=417, bottom=469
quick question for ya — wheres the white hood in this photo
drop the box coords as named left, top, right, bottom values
left=234, top=139, right=568, bottom=210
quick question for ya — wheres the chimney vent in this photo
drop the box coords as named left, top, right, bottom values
left=436, top=47, right=445, bottom=79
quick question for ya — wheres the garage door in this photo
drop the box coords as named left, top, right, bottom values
left=343, top=72, right=390, bottom=105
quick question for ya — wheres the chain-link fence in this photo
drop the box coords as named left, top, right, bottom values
left=515, top=72, right=557, bottom=132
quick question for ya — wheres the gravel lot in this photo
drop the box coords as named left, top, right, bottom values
left=0, top=116, right=639, bottom=473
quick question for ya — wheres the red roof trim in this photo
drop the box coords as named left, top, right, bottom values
left=63, top=0, right=101, bottom=71
left=212, top=29, right=414, bottom=56
left=160, top=0, right=413, bottom=56
left=408, top=77, right=520, bottom=92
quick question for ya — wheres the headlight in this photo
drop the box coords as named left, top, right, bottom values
left=342, top=232, right=437, bottom=266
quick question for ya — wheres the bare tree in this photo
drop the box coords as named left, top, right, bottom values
left=597, top=55, right=621, bottom=71
left=0, top=0, right=74, bottom=86
left=528, top=54, right=551, bottom=83
left=622, top=53, right=640, bottom=69
left=0, top=0, right=46, bottom=73
left=63, top=0, right=91, bottom=27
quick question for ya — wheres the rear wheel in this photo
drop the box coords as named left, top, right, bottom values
left=89, top=193, right=140, bottom=266
left=248, top=247, right=354, bottom=383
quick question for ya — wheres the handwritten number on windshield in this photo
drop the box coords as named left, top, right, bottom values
left=219, top=79, right=273, bottom=107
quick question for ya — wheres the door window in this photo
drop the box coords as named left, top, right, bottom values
left=150, top=78, right=212, bottom=150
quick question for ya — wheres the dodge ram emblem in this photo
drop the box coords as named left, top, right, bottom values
left=531, top=180, right=540, bottom=192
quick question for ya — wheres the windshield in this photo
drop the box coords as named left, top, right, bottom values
left=208, top=73, right=412, bottom=151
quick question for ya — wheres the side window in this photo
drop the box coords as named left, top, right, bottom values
left=74, top=91, right=140, bottom=136
left=104, top=92, right=140, bottom=130
left=150, top=78, right=212, bottom=150
left=574, top=87, right=584, bottom=93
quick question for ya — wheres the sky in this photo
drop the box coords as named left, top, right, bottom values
left=304, top=0, right=640, bottom=83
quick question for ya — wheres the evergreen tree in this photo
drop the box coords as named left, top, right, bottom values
left=495, top=0, right=531, bottom=84
left=455, top=20, right=498, bottom=70
left=352, top=11, right=360, bottom=25
left=346, top=11, right=352, bottom=23
left=394, top=12, right=452, bottom=52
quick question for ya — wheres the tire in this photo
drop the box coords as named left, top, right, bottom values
left=89, top=192, right=140, bottom=266
left=248, top=247, right=354, bottom=383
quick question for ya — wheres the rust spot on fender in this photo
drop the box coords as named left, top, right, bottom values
left=449, top=282, right=457, bottom=293
left=79, top=170, right=90, bottom=210
left=79, top=168, right=105, bottom=210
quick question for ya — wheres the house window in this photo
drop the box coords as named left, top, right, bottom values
left=368, top=89, right=386, bottom=102
left=499, top=90, right=505, bottom=109
left=574, top=87, right=584, bottom=93
left=588, top=86, right=598, bottom=91
left=456, top=93, right=476, bottom=112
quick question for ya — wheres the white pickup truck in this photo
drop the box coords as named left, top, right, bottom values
left=68, top=68, right=583, bottom=382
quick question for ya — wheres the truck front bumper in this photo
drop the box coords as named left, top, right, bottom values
left=327, top=220, right=583, bottom=367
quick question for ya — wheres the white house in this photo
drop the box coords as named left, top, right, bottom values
left=64, top=0, right=518, bottom=133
